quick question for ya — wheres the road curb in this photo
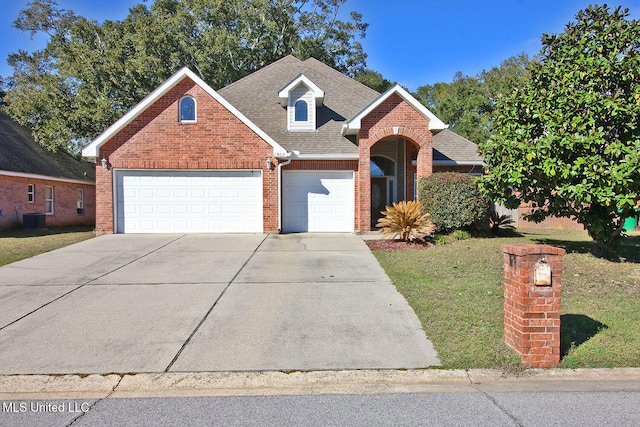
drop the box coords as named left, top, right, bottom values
left=1, top=368, right=640, bottom=399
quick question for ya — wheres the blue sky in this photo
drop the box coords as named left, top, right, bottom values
left=1, top=1, right=639, bottom=91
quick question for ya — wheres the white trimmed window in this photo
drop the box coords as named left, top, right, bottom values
left=27, top=184, right=35, bottom=203
left=45, top=186, right=54, bottom=214
left=179, top=96, right=196, bottom=122
left=294, top=99, right=308, bottom=122
left=77, top=189, right=84, bottom=213
left=279, top=75, right=324, bottom=132
left=288, top=88, right=314, bottom=131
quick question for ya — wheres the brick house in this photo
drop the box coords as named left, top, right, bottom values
left=82, top=56, right=483, bottom=234
left=0, top=112, right=95, bottom=231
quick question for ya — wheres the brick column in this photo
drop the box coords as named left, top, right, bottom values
left=503, top=244, right=565, bottom=368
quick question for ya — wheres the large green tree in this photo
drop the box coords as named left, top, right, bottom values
left=478, top=5, right=640, bottom=257
left=4, top=0, right=367, bottom=152
left=415, top=54, right=530, bottom=145
left=354, top=69, right=394, bottom=93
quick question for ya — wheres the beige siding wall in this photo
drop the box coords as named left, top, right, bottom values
left=288, top=84, right=315, bottom=131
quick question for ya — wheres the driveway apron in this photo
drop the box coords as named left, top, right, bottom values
left=0, top=234, right=439, bottom=374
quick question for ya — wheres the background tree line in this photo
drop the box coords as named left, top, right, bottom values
left=0, top=0, right=530, bottom=154
left=1, top=0, right=368, bottom=152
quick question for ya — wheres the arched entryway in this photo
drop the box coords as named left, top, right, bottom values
left=370, top=155, right=396, bottom=227
left=361, top=132, right=430, bottom=231
left=353, top=91, right=436, bottom=232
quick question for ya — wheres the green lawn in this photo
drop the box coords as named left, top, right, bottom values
left=0, top=226, right=96, bottom=267
left=373, top=229, right=640, bottom=371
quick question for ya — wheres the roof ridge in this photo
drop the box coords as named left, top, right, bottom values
left=300, top=57, right=381, bottom=100
left=219, top=55, right=302, bottom=93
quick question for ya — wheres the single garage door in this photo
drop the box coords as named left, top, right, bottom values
left=115, top=170, right=263, bottom=233
left=283, top=170, right=354, bottom=232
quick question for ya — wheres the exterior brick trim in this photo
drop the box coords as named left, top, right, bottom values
left=503, top=244, right=565, bottom=368
left=355, top=94, right=433, bottom=231
left=96, top=78, right=277, bottom=233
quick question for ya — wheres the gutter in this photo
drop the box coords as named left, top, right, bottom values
left=276, top=152, right=297, bottom=231
left=432, top=161, right=485, bottom=166
left=0, top=170, right=96, bottom=186
left=290, top=153, right=359, bottom=160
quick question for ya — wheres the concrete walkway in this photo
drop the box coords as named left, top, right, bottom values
left=0, top=233, right=440, bottom=375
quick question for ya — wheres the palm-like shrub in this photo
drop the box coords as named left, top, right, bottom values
left=490, top=211, right=516, bottom=236
left=375, top=201, right=436, bottom=242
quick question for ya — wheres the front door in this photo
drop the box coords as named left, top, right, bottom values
left=371, top=177, right=387, bottom=228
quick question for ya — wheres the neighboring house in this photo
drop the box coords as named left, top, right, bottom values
left=0, top=111, right=96, bottom=231
left=82, top=55, right=484, bottom=234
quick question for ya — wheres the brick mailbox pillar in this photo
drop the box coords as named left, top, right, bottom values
left=503, top=244, right=565, bottom=368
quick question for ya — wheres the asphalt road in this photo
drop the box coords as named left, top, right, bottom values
left=2, top=390, right=640, bottom=427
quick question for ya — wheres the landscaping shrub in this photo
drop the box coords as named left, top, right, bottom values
left=418, top=172, right=490, bottom=232
left=376, top=201, right=436, bottom=242
left=451, top=230, right=471, bottom=240
left=432, top=234, right=449, bottom=245
left=490, top=211, right=516, bottom=236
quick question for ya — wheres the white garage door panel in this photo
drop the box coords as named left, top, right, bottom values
left=116, top=170, right=263, bottom=233
left=283, top=171, right=354, bottom=233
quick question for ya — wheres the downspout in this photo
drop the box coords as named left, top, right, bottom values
left=277, top=151, right=297, bottom=232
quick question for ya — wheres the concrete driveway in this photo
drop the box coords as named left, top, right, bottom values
left=0, top=233, right=439, bottom=374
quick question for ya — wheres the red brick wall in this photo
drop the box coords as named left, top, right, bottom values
left=517, top=207, right=585, bottom=230
left=503, top=244, right=565, bottom=368
left=283, top=160, right=358, bottom=171
left=0, top=174, right=95, bottom=230
left=97, top=77, right=277, bottom=233
left=356, top=94, right=433, bottom=231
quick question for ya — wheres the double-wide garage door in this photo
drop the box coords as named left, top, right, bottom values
left=282, top=171, right=354, bottom=232
left=115, top=170, right=263, bottom=233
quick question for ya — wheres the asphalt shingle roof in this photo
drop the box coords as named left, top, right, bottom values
left=432, top=128, right=483, bottom=163
left=219, top=56, right=484, bottom=164
left=219, top=55, right=380, bottom=155
left=0, top=111, right=95, bottom=182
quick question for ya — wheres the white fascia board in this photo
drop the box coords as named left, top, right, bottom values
left=82, top=67, right=287, bottom=159
left=278, top=74, right=325, bottom=107
left=286, top=153, right=359, bottom=160
left=342, top=84, right=446, bottom=136
left=432, top=160, right=485, bottom=166
left=0, top=170, right=95, bottom=185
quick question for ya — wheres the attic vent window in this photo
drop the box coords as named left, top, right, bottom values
left=294, top=100, right=308, bottom=122
left=179, top=96, right=196, bottom=122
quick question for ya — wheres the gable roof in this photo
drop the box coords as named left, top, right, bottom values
left=82, top=67, right=287, bottom=159
left=432, top=128, right=484, bottom=165
left=342, top=84, right=447, bottom=136
left=219, top=55, right=380, bottom=157
left=278, top=74, right=325, bottom=107
left=0, top=111, right=95, bottom=184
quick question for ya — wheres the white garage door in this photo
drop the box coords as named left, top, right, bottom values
left=115, top=170, right=263, bottom=233
left=283, top=171, right=354, bottom=232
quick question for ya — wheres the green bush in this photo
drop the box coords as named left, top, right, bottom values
left=418, top=172, right=489, bottom=232
left=432, top=234, right=449, bottom=245
left=451, top=230, right=471, bottom=240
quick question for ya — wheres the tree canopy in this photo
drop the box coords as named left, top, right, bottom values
left=354, top=69, right=394, bottom=93
left=3, top=0, right=368, bottom=153
left=415, top=54, right=530, bottom=145
left=478, top=5, right=640, bottom=256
